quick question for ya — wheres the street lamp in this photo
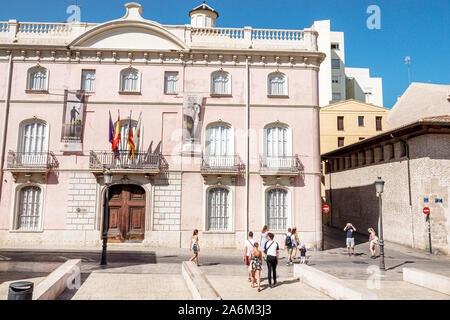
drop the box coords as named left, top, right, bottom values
left=100, top=169, right=113, bottom=266
left=375, top=177, right=385, bottom=271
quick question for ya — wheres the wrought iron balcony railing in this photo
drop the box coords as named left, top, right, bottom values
left=201, top=154, right=245, bottom=174
left=260, top=155, right=301, bottom=174
left=7, top=151, right=58, bottom=170
left=89, top=150, right=161, bottom=171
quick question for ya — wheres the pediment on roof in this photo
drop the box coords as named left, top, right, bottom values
left=68, top=20, right=188, bottom=51
left=321, top=100, right=389, bottom=112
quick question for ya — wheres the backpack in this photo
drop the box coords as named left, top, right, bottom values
left=285, top=234, right=293, bottom=247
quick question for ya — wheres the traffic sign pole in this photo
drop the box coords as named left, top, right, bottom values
left=427, top=214, right=432, bottom=254
left=423, top=207, right=432, bottom=254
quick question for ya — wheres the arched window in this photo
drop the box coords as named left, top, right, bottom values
left=207, top=187, right=230, bottom=231
left=114, top=119, right=142, bottom=153
left=268, top=73, right=287, bottom=96
left=27, top=67, right=48, bottom=91
left=265, top=125, right=290, bottom=158
left=266, top=188, right=288, bottom=231
left=17, top=186, right=42, bottom=230
left=120, top=68, right=140, bottom=93
left=19, top=120, right=48, bottom=165
left=211, top=71, right=231, bottom=95
left=206, top=125, right=233, bottom=167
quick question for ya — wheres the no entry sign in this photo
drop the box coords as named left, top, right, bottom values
left=423, top=207, right=431, bottom=215
left=323, top=205, right=330, bottom=214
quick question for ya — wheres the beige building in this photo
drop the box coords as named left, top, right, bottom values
left=320, top=100, right=390, bottom=154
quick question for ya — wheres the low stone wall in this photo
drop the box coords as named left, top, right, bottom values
left=403, top=267, right=450, bottom=295
left=294, top=264, right=377, bottom=300
left=182, top=261, right=221, bottom=300
left=33, top=259, right=81, bottom=300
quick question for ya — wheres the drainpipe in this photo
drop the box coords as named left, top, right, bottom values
left=402, top=139, right=415, bottom=248
left=0, top=50, right=14, bottom=201
left=245, top=56, right=250, bottom=241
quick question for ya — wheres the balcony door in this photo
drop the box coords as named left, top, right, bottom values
left=19, top=121, right=48, bottom=166
left=206, top=125, right=233, bottom=167
left=265, top=126, right=290, bottom=168
left=107, top=184, right=146, bottom=243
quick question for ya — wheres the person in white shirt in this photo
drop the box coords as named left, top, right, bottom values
left=243, top=231, right=255, bottom=282
left=264, top=233, right=279, bottom=288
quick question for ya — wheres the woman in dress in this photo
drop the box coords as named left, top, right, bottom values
left=368, top=228, right=378, bottom=259
left=260, top=225, right=268, bottom=258
left=189, top=229, right=200, bottom=266
left=250, top=242, right=263, bottom=292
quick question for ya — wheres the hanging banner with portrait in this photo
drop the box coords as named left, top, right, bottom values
left=60, top=90, right=85, bottom=152
left=182, top=94, right=203, bottom=153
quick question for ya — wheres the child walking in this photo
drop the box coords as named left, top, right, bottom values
left=300, top=244, right=307, bottom=264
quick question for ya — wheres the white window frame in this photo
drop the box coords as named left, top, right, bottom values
left=203, top=183, right=235, bottom=233
left=27, top=66, right=48, bottom=91
left=81, top=70, right=96, bottom=93
left=17, top=119, right=50, bottom=161
left=263, top=186, right=293, bottom=233
left=10, top=183, right=46, bottom=233
left=120, top=68, right=141, bottom=93
left=211, top=71, right=231, bottom=95
left=268, top=72, right=288, bottom=96
left=206, top=187, right=231, bottom=231
left=164, top=71, right=179, bottom=94
left=263, top=124, right=292, bottom=158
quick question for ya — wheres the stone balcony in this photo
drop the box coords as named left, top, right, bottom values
left=259, top=155, right=302, bottom=176
left=89, top=150, right=161, bottom=175
left=6, top=151, right=59, bottom=179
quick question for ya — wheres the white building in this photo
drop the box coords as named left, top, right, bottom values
left=312, top=20, right=384, bottom=107
left=346, top=67, right=384, bottom=107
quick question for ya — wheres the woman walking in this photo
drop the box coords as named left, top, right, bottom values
left=292, top=227, right=300, bottom=260
left=189, top=229, right=200, bottom=266
left=368, top=228, right=378, bottom=259
left=260, top=225, right=268, bottom=258
left=250, top=242, right=263, bottom=292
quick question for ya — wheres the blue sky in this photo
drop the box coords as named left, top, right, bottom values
left=1, top=0, right=448, bottom=108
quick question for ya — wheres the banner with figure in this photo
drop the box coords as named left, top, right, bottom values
left=182, top=94, right=203, bottom=146
left=61, top=90, right=85, bottom=152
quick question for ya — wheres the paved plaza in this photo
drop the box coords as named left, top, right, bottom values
left=0, top=227, right=449, bottom=300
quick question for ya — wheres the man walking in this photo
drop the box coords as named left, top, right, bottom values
left=264, top=233, right=279, bottom=288
left=344, top=223, right=357, bottom=256
left=285, top=228, right=295, bottom=265
left=243, top=231, right=255, bottom=282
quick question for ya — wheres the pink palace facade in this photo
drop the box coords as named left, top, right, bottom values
left=0, top=3, right=325, bottom=249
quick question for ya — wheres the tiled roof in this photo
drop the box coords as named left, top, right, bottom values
left=190, top=2, right=219, bottom=17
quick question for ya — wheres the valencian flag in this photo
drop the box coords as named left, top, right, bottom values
left=127, top=112, right=136, bottom=160
left=112, top=111, right=121, bottom=159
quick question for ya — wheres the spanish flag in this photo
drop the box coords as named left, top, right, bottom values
left=112, top=112, right=121, bottom=159
left=127, top=116, right=135, bottom=160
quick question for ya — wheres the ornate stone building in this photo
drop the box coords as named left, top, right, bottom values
left=0, top=3, right=325, bottom=249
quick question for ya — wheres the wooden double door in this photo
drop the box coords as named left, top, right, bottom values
left=107, top=185, right=146, bottom=243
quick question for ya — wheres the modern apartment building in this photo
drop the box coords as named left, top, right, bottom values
left=313, top=20, right=384, bottom=107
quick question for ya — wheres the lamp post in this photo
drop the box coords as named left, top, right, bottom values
left=100, top=169, right=113, bottom=266
left=375, top=177, right=385, bottom=271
